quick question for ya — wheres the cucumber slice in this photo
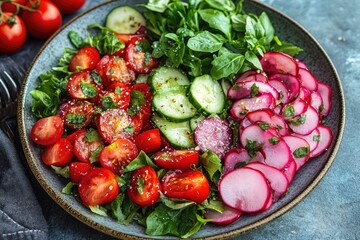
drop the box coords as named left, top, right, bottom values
left=105, top=6, right=146, bottom=34
left=152, top=114, right=195, bottom=148
left=190, top=114, right=206, bottom=132
left=190, top=75, right=225, bottom=114
left=152, top=87, right=197, bottom=122
left=150, top=67, right=190, bottom=92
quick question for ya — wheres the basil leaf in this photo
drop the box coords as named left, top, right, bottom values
left=89, top=145, right=104, bottom=163
left=313, top=135, right=320, bottom=142
left=101, top=96, right=117, bottom=110
left=251, top=83, right=259, bottom=97
left=123, top=151, right=158, bottom=173
left=68, top=30, right=85, bottom=49
left=105, top=193, right=140, bottom=225
left=271, top=41, right=303, bottom=57
left=89, top=205, right=108, bottom=217
left=257, top=122, right=270, bottom=130
left=245, top=139, right=263, bottom=158
left=80, top=82, right=97, bottom=98
left=160, top=193, right=195, bottom=210
left=204, top=0, right=235, bottom=12
left=124, top=125, right=135, bottom=135
left=61, top=182, right=76, bottom=195
left=289, top=114, right=307, bottom=125
left=284, top=105, right=295, bottom=117
left=51, top=166, right=70, bottom=178
left=90, top=70, right=102, bottom=85
left=66, top=113, right=86, bottom=126
left=293, top=146, right=310, bottom=158
left=245, top=50, right=262, bottom=70
left=198, top=9, right=232, bottom=39
left=268, top=137, right=280, bottom=145
left=200, top=150, right=222, bottom=182
left=85, top=128, right=102, bottom=142
left=187, top=31, right=225, bottom=53
left=139, top=0, right=170, bottom=13
left=211, top=51, right=244, bottom=80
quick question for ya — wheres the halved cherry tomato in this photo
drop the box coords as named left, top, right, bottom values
left=128, top=166, right=161, bottom=206
left=57, top=100, right=94, bottom=129
left=50, top=0, right=85, bottom=14
left=162, top=169, right=210, bottom=204
left=78, top=168, right=119, bottom=206
left=69, top=46, right=101, bottom=72
left=115, top=34, right=145, bottom=45
left=99, top=138, right=138, bottom=175
left=95, top=55, right=136, bottom=87
left=134, top=129, right=161, bottom=153
left=97, top=108, right=134, bottom=143
left=22, top=0, right=62, bottom=39
left=66, top=129, right=86, bottom=144
left=125, top=36, right=159, bottom=74
left=30, top=115, right=64, bottom=146
left=41, top=138, right=73, bottom=167
left=67, top=70, right=101, bottom=100
left=73, top=130, right=104, bottom=163
left=69, top=162, right=94, bottom=183
left=130, top=83, right=152, bottom=134
left=98, top=82, right=131, bottom=110
left=0, top=12, right=27, bottom=54
left=154, top=149, right=199, bottom=171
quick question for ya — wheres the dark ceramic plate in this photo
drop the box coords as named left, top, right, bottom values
left=18, top=0, right=345, bottom=239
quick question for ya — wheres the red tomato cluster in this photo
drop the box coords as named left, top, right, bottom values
left=0, top=0, right=86, bottom=54
left=30, top=34, right=210, bottom=207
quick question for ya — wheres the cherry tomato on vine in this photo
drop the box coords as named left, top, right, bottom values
left=50, top=0, right=85, bottom=14
left=0, top=12, right=27, bottom=54
left=30, top=115, right=64, bottom=146
left=22, top=0, right=62, bottom=39
left=162, top=169, right=210, bottom=204
left=128, top=166, right=161, bottom=206
left=1, top=0, right=27, bottom=13
left=78, top=168, right=119, bottom=206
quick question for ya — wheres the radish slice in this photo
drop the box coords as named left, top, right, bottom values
left=317, top=82, right=332, bottom=117
left=204, top=205, right=242, bottom=226
left=269, top=74, right=300, bottom=102
left=281, top=98, right=308, bottom=120
left=194, top=117, right=232, bottom=159
left=269, top=79, right=290, bottom=104
left=227, top=81, right=279, bottom=100
left=246, top=162, right=289, bottom=200
left=288, top=105, right=320, bottom=135
left=292, top=128, right=320, bottom=153
left=260, top=52, right=299, bottom=77
left=298, top=87, right=312, bottom=104
left=297, top=61, right=308, bottom=69
left=282, top=158, right=297, bottom=183
left=298, top=68, right=318, bottom=91
left=235, top=72, right=268, bottom=84
left=230, top=93, right=275, bottom=120
left=223, top=148, right=265, bottom=175
left=283, top=135, right=310, bottom=171
left=310, top=91, right=324, bottom=114
left=263, top=192, right=273, bottom=210
left=240, top=124, right=266, bottom=147
left=245, top=110, right=288, bottom=136
left=219, top=167, right=271, bottom=213
left=310, top=125, right=333, bottom=158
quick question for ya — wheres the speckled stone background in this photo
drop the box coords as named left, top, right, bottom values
left=2, top=0, right=359, bottom=239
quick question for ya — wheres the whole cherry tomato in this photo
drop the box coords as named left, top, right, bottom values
left=0, top=12, right=27, bottom=54
left=128, top=166, right=161, bottom=206
left=78, top=168, right=119, bottom=206
left=22, top=0, right=62, bottom=39
left=162, top=169, right=210, bottom=204
left=50, top=0, right=85, bottom=14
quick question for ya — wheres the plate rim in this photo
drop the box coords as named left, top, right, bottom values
left=17, top=0, right=346, bottom=239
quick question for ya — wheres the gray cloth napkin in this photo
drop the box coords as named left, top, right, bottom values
left=0, top=127, right=48, bottom=239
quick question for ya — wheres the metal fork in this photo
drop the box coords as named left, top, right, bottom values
left=0, top=56, right=25, bottom=142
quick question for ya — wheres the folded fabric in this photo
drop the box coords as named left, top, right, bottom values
left=0, top=126, right=48, bottom=240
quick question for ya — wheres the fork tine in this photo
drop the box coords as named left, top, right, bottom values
left=0, top=78, right=11, bottom=109
left=0, top=71, right=19, bottom=100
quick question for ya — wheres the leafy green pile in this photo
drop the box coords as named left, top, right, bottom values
left=140, top=0, right=301, bottom=81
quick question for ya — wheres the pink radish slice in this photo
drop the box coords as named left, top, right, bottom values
left=204, top=205, right=242, bottom=226
left=269, top=74, right=300, bottom=102
left=240, top=124, right=292, bottom=170
left=194, top=117, right=232, bottom=159
left=245, top=162, right=290, bottom=201
left=227, top=81, right=279, bottom=100
left=297, top=61, right=308, bottom=69
left=283, top=135, right=310, bottom=171
left=273, top=105, right=282, bottom=115
left=263, top=192, right=273, bottom=210
left=288, top=105, right=320, bottom=135
left=260, top=51, right=299, bottom=77
left=282, top=158, right=297, bottom=183
left=298, top=68, right=318, bottom=91
left=281, top=98, right=308, bottom=120
left=310, top=91, right=324, bottom=113
left=269, top=79, right=290, bottom=104
left=223, top=148, right=265, bottom=175
left=246, top=109, right=288, bottom=136
left=317, top=82, right=332, bottom=117
left=298, top=87, right=312, bottom=104
left=292, top=128, right=320, bottom=153
left=219, top=167, right=271, bottom=213
left=230, top=93, right=275, bottom=120
left=235, top=72, right=268, bottom=84
left=310, top=125, right=333, bottom=158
